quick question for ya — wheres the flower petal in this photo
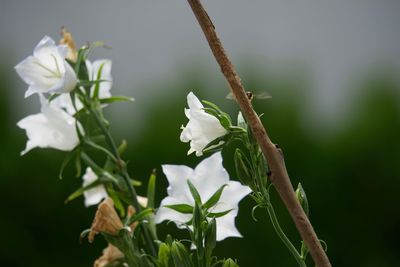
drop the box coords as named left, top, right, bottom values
left=82, top=167, right=108, bottom=207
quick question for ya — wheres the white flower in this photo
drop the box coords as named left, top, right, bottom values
left=52, top=59, right=112, bottom=115
left=15, top=36, right=78, bottom=98
left=83, top=167, right=108, bottom=207
left=17, top=94, right=80, bottom=155
left=181, top=92, right=228, bottom=156
left=155, top=152, right=251, bottom=241
left=82, top=167, right=148, bottom=208
left=87, top=59, right=112, bottom=99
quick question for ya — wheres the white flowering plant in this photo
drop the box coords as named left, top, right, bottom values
left=15, top=3, right=332, bottom=265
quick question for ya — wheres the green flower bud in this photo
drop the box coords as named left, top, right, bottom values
left=295, top=183, right=309, bottom=216
left=222, top=258, right=239, bottom=267
left=234, top=149, right=254, bottom=186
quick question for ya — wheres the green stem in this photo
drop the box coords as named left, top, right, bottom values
left=264, top=197, right=306, bottom=267
left=87, top=103, right=157, bottom=257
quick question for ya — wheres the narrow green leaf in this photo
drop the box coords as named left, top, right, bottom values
left=193, top=201, right=203, bottom=230
left=78, top=79, right=107, bottom=88
left=126, top=208, right=154, bottom=226
left=74, top=150, right=82, bottom=177
left=147, top=169, right=156, bottom=209
left=187, top=180, right=202, bottom=205
left=64, top=179, right=102, bottom=203
left=99, top=96, right=135, bottom=104
left=164, top=204, right=194, bottom=214
left=48, top=93, right=62, bottom=103
left=204, top=218, right=217, bottom=259
left=203, top=184, right=227, bottom=210
left=84, top=139, right=117, bottom=162
left=107, top=188, right=126, bottom=217
left=202, top=134, right=229, bottom=154
left=59, top=151, right=75, bottom=180
left=202, top=100, right=224, bottom=113
left=207, top=209, right=233, bottom=218
left=92, top=62, right=106, bottom=99
left=202, top=107, right=220, bottom=118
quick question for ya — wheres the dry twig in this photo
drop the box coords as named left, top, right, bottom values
left=186, top=1, right=331, bottom=266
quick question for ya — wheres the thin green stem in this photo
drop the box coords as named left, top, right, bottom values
left=263, top=195, right=306, bottom=267
left=87, top=104, right=157, bottom=257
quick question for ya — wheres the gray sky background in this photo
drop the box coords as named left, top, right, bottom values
left=1, top=0, right=400, bottom=134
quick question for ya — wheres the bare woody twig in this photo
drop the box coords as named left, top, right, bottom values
left=185, top=1, right=331, bottom=266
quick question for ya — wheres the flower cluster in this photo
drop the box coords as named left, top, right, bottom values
left=15, top=31, right=256, bottom=267
left=15, top=32, right=117, bottom=207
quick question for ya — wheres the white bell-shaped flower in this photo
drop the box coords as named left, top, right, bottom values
left=17, top=94, right=80, bottom=155
left=180, top=92, right=228, bottom=156
left=155, top=152, right=251, bottom=241
left=15, top=36, right=78, bottom=98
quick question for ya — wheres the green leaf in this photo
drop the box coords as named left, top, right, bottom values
left=158, top=243, right=171, bottom=267
left=202, top=134, right=229, bottom=154
left=203, top=184, right=228, bottom=210
left=147, top=169, right=156, bottom=209
left=171, top=241, right=193, bottom=267
left=84, top=139, right=117, bottom=162
left=207, top=209, right=233, bottom=218
left=48, top=93, right=62, bottom=103
left=99, top=96, right=135, bottom=104
left=74, top=150, right=82, bottom=178
left=202, top=100, right=224, bottom=113
left=107, top=188, right=126, bottom=218
left=234, top=149, right=254, bottom=186
left=193, top=201, right=203, bottom=230
left=295, top=183, right=309, bottom=216
left=92, top=61, right=106, bottom=99
left=64, top=179, right=102, bottom=203
left=164, top=204, right=194, bottom=214
left=126, top=208, right=154, bottom=226
left=204, top=218, right=217, bottom=259
left=78, top=79, right=107, bottom=88
left=187, top=180, right=202, bottom=205
left=59, top=151, right=75, bottom=180
left=202, top=107, right=220, bottom=118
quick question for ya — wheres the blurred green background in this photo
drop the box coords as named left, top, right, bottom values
left=1, top=60, right=399, bottom=266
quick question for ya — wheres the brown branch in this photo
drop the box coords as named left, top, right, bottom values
left=185, top=1, right=332, bottom=266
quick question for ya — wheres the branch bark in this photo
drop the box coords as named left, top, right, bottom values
left=185, top=1, right=331, bottom=266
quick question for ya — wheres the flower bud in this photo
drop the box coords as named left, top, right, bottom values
left=295, top=183, right=309, bottom=217
left=222, top=258, right=239, bottom=267
left=59, top=27, right=77, bottom=62
left=234, top=149, right=254, bottom=186
left=88, top=198, right=123, bottom=243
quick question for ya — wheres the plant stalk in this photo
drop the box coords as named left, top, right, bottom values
left=185, top=1, right=331, bottom=266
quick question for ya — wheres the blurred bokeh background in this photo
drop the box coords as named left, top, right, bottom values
left=1, top=0, right=400, bottom=266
